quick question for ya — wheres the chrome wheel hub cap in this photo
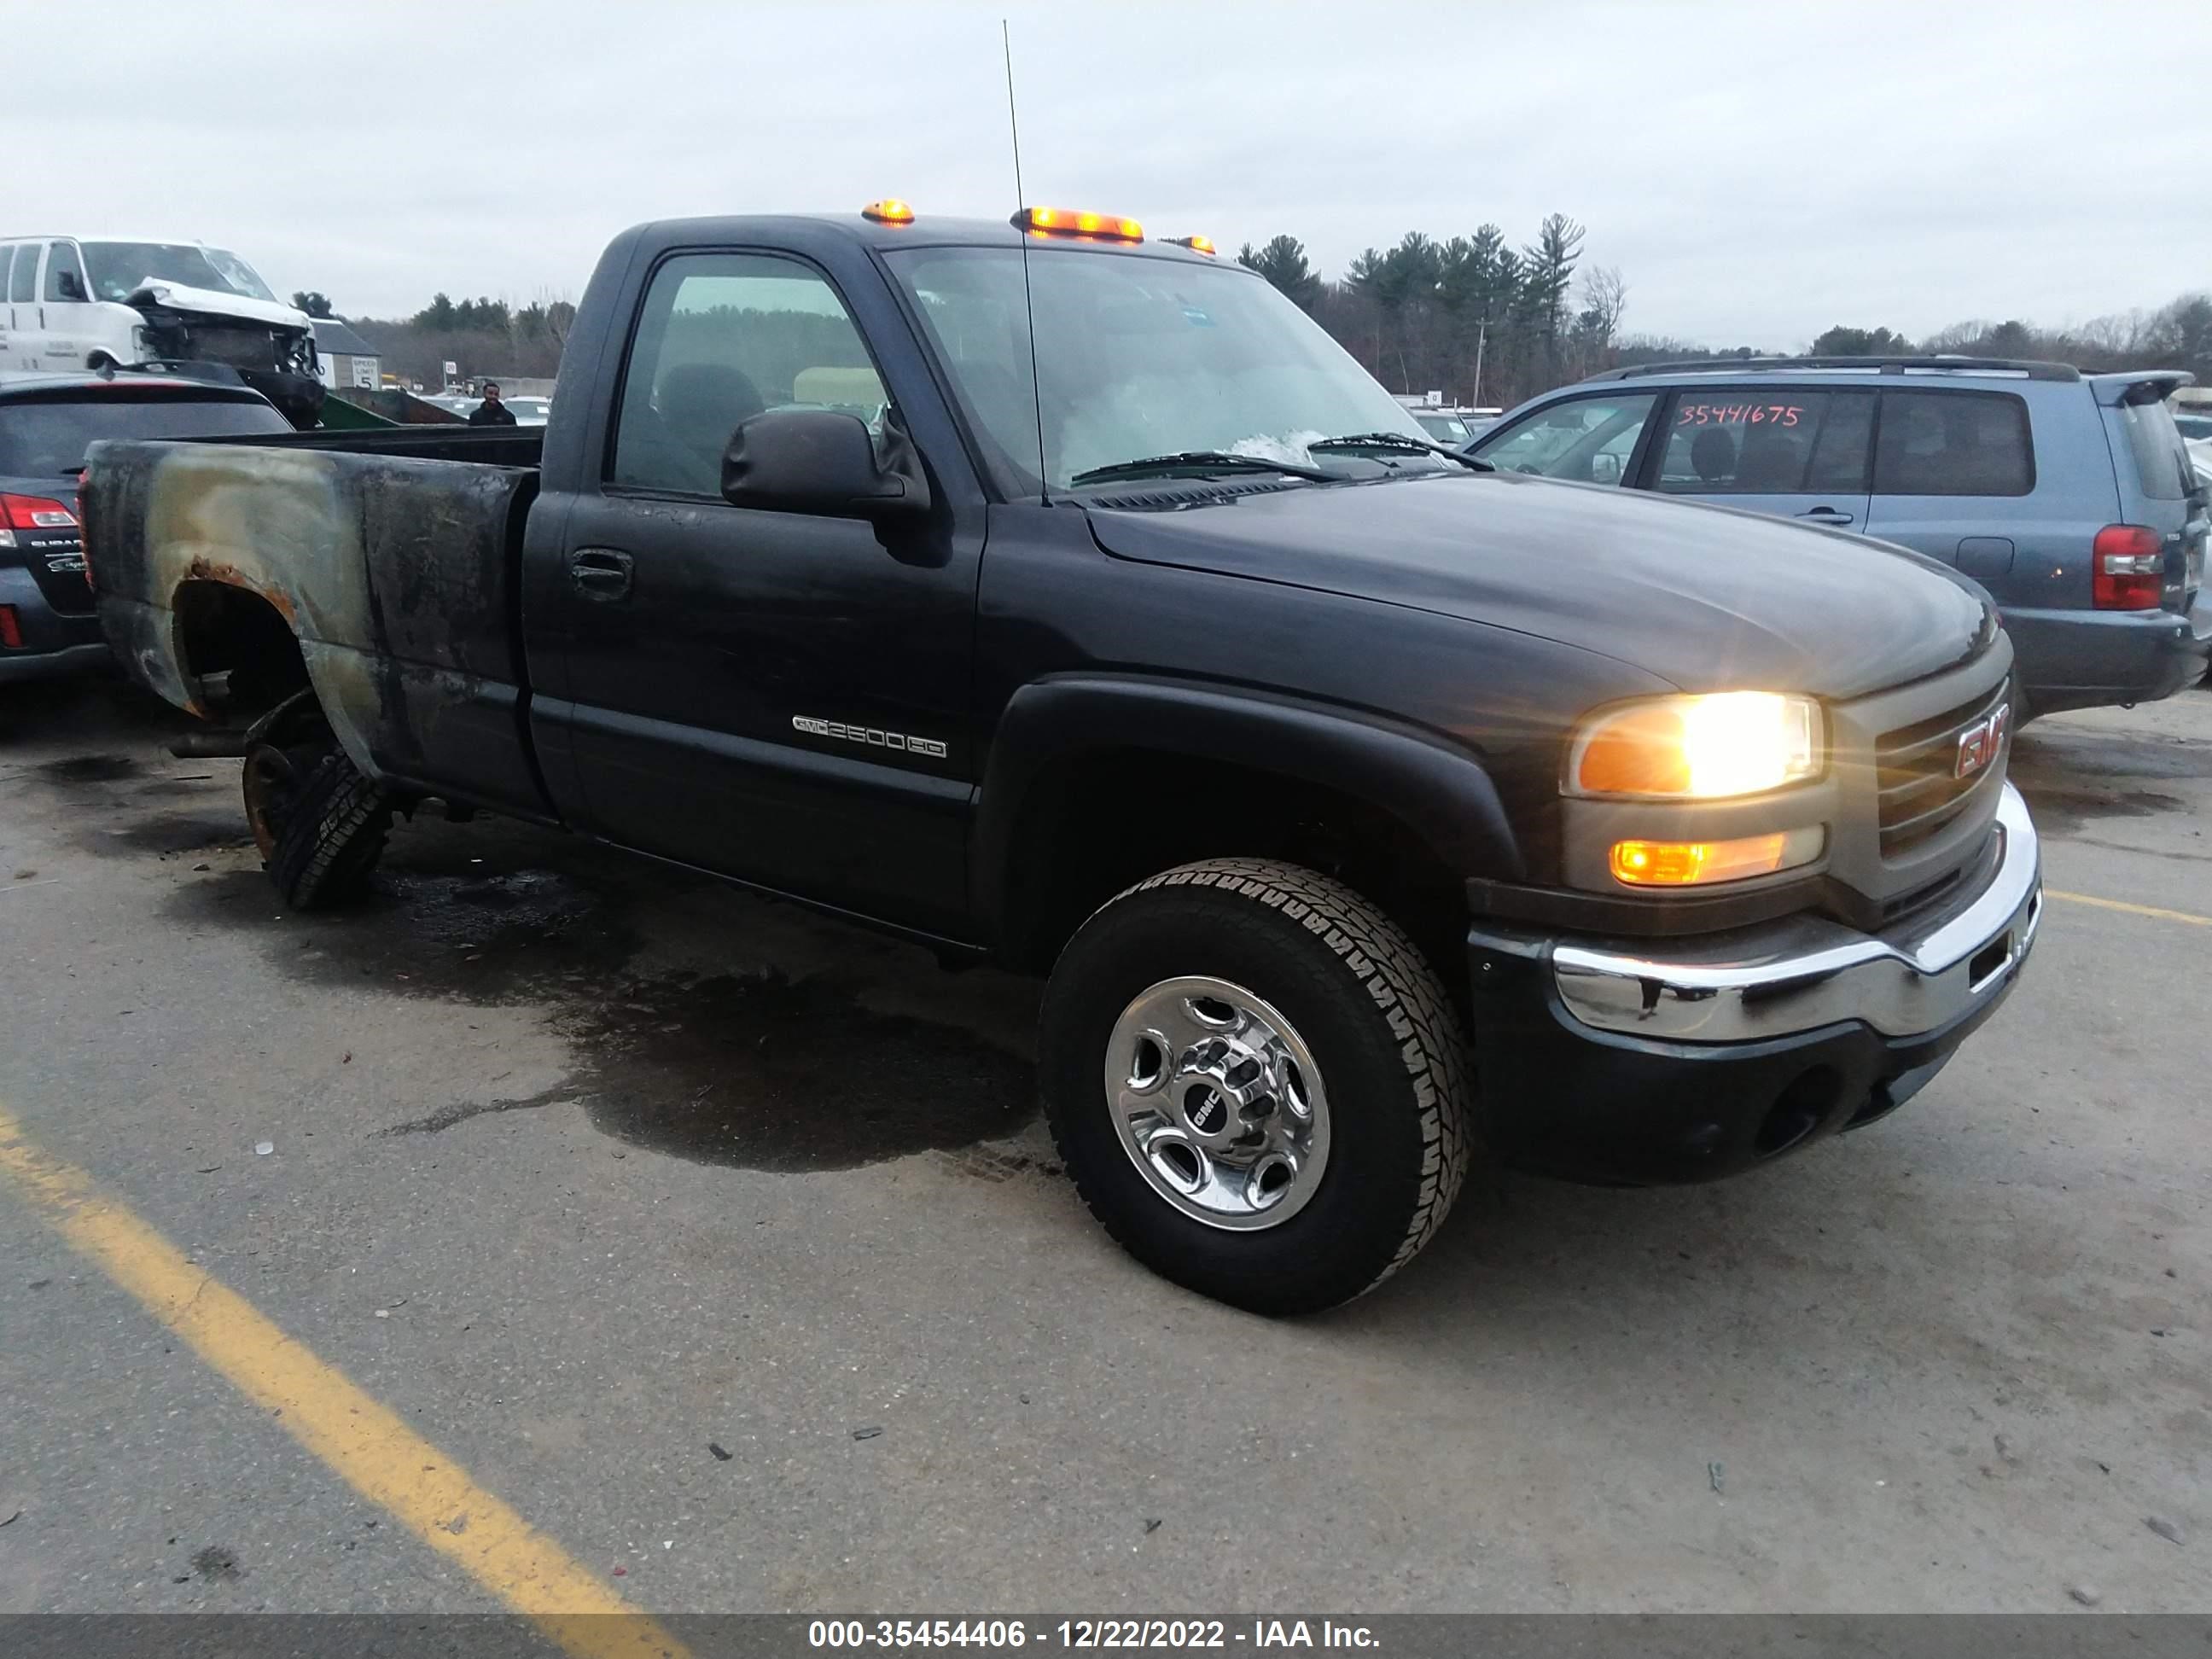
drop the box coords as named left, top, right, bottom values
left=1104, top=976, right=1330, bottom=1231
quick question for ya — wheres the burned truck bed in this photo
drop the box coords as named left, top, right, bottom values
left=83, top=433, right=548, bottom=816
left=192, top=423, right=547, bottom=468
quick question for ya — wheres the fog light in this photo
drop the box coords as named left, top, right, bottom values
left=1610, top=825, right=1823, bottom=888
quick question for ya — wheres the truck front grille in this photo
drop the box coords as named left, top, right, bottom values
left=1873, top=678, right=2010, bottom=857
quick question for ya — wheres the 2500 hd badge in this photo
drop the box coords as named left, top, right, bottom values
left=792, top=714, right=949, bottom=759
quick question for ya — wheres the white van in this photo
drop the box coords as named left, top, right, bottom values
left=0, top=236, right=322, bottom=425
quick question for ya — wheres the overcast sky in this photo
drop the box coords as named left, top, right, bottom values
left=38, top=1, right=2212, bottom=347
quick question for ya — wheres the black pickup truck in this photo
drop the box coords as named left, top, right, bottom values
left=81, top=205, right=2041, bottom=1313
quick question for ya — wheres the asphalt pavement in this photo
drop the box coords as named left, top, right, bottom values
left=2, top=674, right=2208, bottom=1616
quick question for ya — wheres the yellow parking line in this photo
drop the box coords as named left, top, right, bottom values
left=2047, top=889, right=2212, bottom=928
left=0, top=1101, right=688, bottom=1659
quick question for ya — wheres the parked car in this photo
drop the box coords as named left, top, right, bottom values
left=2173, top=410, right=2212, bottom=443
left=0, top=374, right=290, bottom=684
left=82, top=207, right=2038, bottom=1313
left=1395, top=399, right=1499, bottom=446
left=1470, top=358, right=2212, bottom=719
left=0, top=236, right=323, bottom=428
left=499, top=395, right=552, bottom=426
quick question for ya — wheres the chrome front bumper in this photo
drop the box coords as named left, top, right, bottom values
left=1472, top=782, right=2041, bottom=1045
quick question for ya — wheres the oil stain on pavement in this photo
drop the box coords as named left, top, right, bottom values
left=35, top=752, right=141, bottom=785
left=148, top=824, right=1037, bottom=1173
left=187, top=1545, right=242, bottom=1582
left=25, top=679, right=1035, bottom=1173
left=2010, top=723, right=2211, bottom=837
left=382, top=968, right=1035, bottom=1170
left=92, top=810, right=256, bottom=857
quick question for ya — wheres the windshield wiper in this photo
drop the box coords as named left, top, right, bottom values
left=1308, top=432, right=1493, bottom=471
left=1068, top=451, right=1333, bottom=487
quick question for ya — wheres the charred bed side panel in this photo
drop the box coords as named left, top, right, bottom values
left=86, top=439, right=550, bottom=817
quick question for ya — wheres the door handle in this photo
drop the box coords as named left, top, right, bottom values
left=1797, top=506, right=1854, bottom=527
left=570, top=547, right=633, bottom=599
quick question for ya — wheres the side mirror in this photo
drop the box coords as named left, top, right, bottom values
left=1592, top=452, right=1621, bottom=486
left=720, top=409, right=931, bottom=521
left=57, top=271, right=85, bottom=301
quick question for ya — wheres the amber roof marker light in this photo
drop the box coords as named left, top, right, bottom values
left=861, top=199, right=916, bottom=224
left=1168, top=235, right=1217, bottom=255
left=1013, top=207, right=1144, bottom=242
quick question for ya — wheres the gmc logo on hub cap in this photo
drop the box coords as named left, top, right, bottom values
left=1955, top=704, right=2010, bottom=780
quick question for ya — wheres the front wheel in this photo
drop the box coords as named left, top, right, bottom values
left=1039, top=859, right=1473, bottom=1314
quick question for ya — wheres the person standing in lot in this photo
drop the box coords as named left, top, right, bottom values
left=469, top=382, right=517, bottom=427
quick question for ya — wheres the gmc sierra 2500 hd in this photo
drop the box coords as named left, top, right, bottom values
left=81, top=202, right=2041, bottom=1313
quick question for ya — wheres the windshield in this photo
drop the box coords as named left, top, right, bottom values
left=79, top=242, right=278, bottom=305
left=885, top=245, right=1435, bottom=493
left=0, top=393, right=290, bottom=475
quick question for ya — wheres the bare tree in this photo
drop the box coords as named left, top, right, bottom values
left=1570, top=265, right=1629, bottom=375
left=1578, top=265, right=1628, bottom=342
left=533, top=287, right=577, bottom=352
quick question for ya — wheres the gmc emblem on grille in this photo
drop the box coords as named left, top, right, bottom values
left=1954, top=704, right=2010, bottom=780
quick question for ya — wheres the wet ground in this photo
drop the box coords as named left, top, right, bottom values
left=2, top=674, right=2209, bottom=1615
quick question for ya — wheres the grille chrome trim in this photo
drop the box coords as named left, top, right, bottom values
left=1874, top=677, right=2011, bottom=856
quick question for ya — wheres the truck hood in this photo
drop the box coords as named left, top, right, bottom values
left=1084, top=472, right=1995, bottom=701
left=123, top=282, right=311, bottom=332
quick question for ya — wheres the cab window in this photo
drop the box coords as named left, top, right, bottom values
left=1653, top=390, right=1875, bottom=493
left=610, top=252, right=885, bottom=498
left=1474, top=393, right=1655, bottom=485
left=8, top=245, right=36, bottom=305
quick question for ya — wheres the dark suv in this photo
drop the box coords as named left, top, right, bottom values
left=1470, top=358, right=2211, bottom=719
left=0, top=375, right=291, bottom=684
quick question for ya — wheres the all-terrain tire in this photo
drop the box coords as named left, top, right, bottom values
left=1039, top=858, right=1473, bottom=1315
left=256, top=744, right=393, bottom=911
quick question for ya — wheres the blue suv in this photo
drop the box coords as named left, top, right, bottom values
left=1468, top=357, right=2211, bottom=718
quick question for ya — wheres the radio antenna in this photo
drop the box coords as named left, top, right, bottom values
left=1003, top=18, right=1050, bottom=504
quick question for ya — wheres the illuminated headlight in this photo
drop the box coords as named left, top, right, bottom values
left=1567, top=691, right=1823, bottom=800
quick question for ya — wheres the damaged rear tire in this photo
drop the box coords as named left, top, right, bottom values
left=242, top=735, right=393, bottom=911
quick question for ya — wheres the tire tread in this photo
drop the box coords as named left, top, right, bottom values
left=264, top=747, right=392, bottom=910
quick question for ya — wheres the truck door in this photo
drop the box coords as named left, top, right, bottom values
left=1643, top=387, right=1874, bottom=532
left=538, top=247, right=980, bottom=935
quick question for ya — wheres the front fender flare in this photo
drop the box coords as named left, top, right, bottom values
left=971, top=672, right=1525, bottom=947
